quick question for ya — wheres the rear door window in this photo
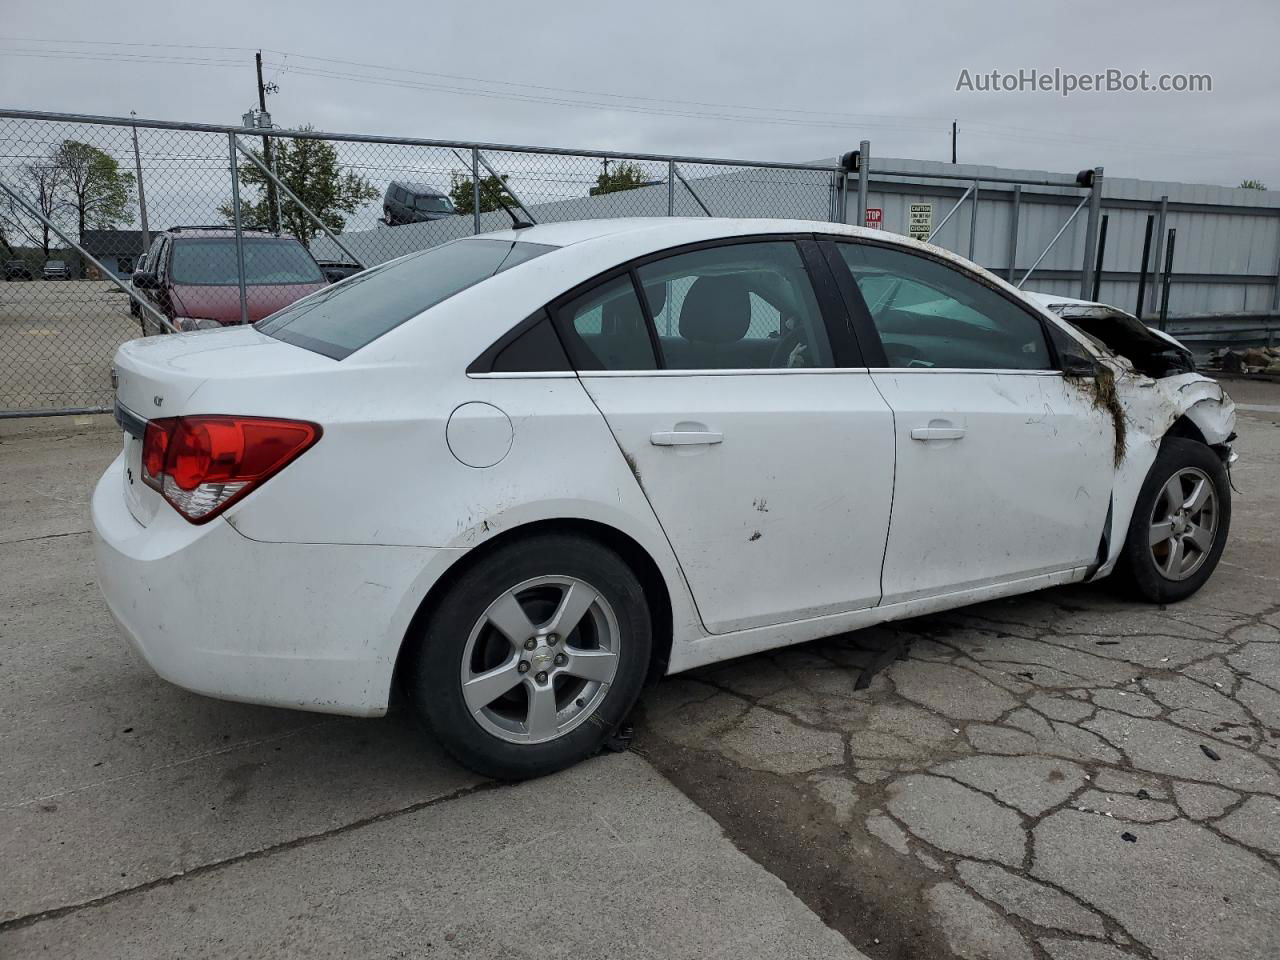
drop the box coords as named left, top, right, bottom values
left=634, top=241, right=833, bottom=370
left=556, top=274, right=658, bottom=370
left=259, top=238, right=555, bottom=360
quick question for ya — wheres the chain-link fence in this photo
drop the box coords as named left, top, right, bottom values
left=0, top=110, right=847, bottom=415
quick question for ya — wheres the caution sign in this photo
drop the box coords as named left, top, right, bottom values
left=908, top=203, right=933, bottom=242
left=864, top=207, right=883, bottom=230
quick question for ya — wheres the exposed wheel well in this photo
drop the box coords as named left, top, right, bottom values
left=392, top=519, right=674, bottom=699
left=1162, top=415, right=1207, bottom=447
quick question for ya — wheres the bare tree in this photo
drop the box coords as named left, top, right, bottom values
left=0, top=162, right=65, bottom=259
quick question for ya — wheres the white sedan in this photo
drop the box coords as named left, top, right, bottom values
left=93, top=218, right=1235, bottom=779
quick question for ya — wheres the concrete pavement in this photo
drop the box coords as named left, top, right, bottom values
left=0, top=420, right=865, bottom=958
left=4, top=384, right=1279, bottom=959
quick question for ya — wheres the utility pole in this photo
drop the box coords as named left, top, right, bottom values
left=951, top=119, right=957, bottom=164
left=255, top=51, right=281, bottom=233
left=130, top=111, right=150, bottom=254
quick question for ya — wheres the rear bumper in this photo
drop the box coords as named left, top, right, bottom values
left=92, top=453, right=462, bottom=716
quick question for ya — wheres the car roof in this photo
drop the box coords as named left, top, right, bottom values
left=474, top=216, right=904, bottom=248
left=163, top=227, right=303, bottom=241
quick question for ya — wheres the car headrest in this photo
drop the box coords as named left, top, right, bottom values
left=679, top=275, right=751, bottom=344
left=602, top=292, right=646, bottom=337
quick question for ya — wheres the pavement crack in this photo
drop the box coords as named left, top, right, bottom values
left=0, top=530, right=90, bottom=546
left=0, top=779, right=502, bottom=933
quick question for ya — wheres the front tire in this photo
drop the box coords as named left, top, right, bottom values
left=1115, top=437, right=1231, bottom=603
left=410, top=533, right=652, bottom=780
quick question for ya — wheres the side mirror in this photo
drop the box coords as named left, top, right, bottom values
left=1060, top=351, right=1099, bottom=377
left=132, top=270, right=158, bottom=289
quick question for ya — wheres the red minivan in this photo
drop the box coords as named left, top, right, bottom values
left=132, top=226, right=330, bottom=331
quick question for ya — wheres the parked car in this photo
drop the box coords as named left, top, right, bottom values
left=315, top=259, right=364, bottom=284
left=4, top=259, right=33, bottom=281
left=131, top=226, right=328, bottom=330
left=128, top=250, right=149, bottom=317
left=95, top=218, right=1236, bottom=780
left=384, top=181, right=456, bottom=226
left=42, top=259, right=70, bottom=280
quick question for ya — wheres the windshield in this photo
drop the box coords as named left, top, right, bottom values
left=169, top=238, right=325, bottom=286
left=415, top=194, right=453, bottom=213
left=258, top=238, right=556, bottom=360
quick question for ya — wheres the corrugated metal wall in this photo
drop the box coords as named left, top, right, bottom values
left=857, top=157, right=1280, bottom=320
left=312, top=152, right=1280, bottom=323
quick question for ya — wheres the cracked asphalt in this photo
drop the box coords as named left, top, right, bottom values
left=638, top=381, right=1280, bottom=960
left=2, top=380, right=1277, bottom=959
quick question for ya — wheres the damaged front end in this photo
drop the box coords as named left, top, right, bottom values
left=1086, top=362, right=1235, bottom=582
left=1025, top=294, right=1236, bottom=581
left=1030, top=294, right=1197, bottom=379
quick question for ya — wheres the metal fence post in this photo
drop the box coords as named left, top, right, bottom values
left=668, top=160, right=675, bottom=216
left=1271, top=215, right=1280, bottom=312
left=856, top=139, right=870, bottom=226
left=227, top=132, right=249, bottom=326
left=1005, top=184, right=1021, bottom=281
left=968, top=180, right=980, bottom=260
left=471, top=147, right=481, bottom=235
left=1079, top=166, right=1103, bottom=299
left=1159, top=228, right=1177, bottom=331
left=1091, top=214, right=1109, bottom=301
left=1135, top=213, right=1155, bottom=318
left=1150, top=196, right=1169, bottom=315
left=130, top=113, right=149, bottom=254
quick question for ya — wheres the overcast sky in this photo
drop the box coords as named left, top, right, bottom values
left=3, top=0, right=1278, bottom=191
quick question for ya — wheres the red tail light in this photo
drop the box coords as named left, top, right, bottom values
left=141, top=416, right=321, bottom=523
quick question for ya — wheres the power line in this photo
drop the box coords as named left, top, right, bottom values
left=1, top=37, right=1272, bottom=164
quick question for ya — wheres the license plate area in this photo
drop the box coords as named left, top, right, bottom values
left=116, top=401, right=161, bottom=527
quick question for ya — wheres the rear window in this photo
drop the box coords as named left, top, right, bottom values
left=258, top=238, right=555, bottom=360
left=170, top=238, right=325, bottom=286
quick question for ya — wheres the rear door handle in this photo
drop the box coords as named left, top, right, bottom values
left=910, top=426, right=966, bottom=441
left=651, top=430, right=723, bottom=446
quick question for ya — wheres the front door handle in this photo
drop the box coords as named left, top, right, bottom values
left=651, top=429, right=724, bottom=446
left=910, top=425, right=966, bottom=441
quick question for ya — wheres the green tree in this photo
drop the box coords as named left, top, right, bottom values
left=589, top=161, right=650, bottom=196
left=1239, top=178, right=1267, bottom=190
left=449, top=171, right=516, bottom=215
left=53, top=140, right=135, bottom=242
left=223, top=128, right=378, bottom=246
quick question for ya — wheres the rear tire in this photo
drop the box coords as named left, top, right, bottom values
left=1114, top=438, right=1230, bottom=603
left=410, top=533, right=652, bottom=780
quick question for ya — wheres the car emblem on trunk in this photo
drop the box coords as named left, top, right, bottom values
left=153, top=395, right=163, bottom=408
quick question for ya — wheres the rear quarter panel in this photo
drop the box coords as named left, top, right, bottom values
left=210, top=366, right=703, bottom=647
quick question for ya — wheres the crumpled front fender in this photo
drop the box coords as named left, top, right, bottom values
left=1090, top=369, right=1235, bottom=580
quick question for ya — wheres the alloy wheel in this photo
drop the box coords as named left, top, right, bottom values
left=1148, top=466, right=1219, bottom=581
left=459, top=576, right=620, bottom=744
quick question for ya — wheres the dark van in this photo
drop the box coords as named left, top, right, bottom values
left=384, top=181, right=456, bottom=226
